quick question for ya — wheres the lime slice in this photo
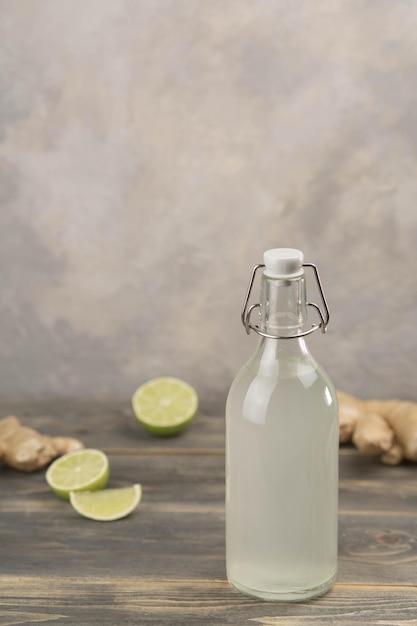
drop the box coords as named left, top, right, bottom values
left=45, top=449, right=110, bottom=500
left=70, top=484, right=142, bottom=522
left=132, top=377, right=198, bottom=436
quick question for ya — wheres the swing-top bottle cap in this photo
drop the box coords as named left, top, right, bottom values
left=263, top=248, right=304, bottom=279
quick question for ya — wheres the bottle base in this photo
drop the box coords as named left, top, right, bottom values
left=227, top=572, right=337, bottom=602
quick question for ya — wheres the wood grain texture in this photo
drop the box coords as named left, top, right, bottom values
left=1, top=578, right=417, bottom=625
left=0, top=398, right=224, bottom=451
left=1, top=401, right=417, bottom=624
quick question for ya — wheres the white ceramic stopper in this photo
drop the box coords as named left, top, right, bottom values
left=263, top=248, right=304, bottom=278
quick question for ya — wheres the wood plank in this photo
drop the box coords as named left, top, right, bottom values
left=2, top=401, right=417, bottom=624
left=338, top=450, right=417, bottom=480
left=2, top=504, right=416, bottom=585
left=3, top=400, right=417, bottom=467
left=2, top=399, right=417, bottom=464
left=339, top=514, right=417, bottom=584
left=1, top=455, right=417, bottom=585
left=1, top=577, right=417, bottom=625
left=0, top=399, right=225, bottom=451
left=3, top=454, right=417, bottom=513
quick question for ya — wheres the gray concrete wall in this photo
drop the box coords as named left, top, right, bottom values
left=1, top=1, right=416, bottom=403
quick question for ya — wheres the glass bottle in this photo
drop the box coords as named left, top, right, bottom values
left=226, top=248, right=338, bottom=602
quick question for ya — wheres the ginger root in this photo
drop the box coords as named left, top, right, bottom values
left=338, top=391, right=417, bottom=465
left=0, top=415, right=84, bottom=472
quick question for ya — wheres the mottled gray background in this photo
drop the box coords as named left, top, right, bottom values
left=1, top=0, right=416, bottom=405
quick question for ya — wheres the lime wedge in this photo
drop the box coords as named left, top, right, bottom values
left=132, top=377, right=198, bottom=436
left=45, top=449, right=110, bottom=500
left=70, top=484, right=142, bottom=521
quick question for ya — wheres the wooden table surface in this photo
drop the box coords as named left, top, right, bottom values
left=1, top=399, right=417, bottom=625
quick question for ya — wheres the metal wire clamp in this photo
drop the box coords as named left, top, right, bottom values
left=241, top=263, right=330, bottom=340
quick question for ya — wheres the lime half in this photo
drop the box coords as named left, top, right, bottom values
left=46, top=449, right=110, bottom=500
left=132, top=377, right=198, bottom=436
left=70, top=484, right=142, bottom=522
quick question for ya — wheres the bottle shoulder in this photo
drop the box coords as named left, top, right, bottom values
left=227, top=348, right=338, bottom=416
left=229, top=355, right=334, bottom=387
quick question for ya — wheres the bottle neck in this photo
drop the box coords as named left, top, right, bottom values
left=259, top=273, right=308, bottom=338
left=258, top=333, right=310, bottom=352
left=252, top=275, right=313, bottom=376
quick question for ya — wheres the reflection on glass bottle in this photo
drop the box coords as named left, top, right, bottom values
left=226, top=248, right=339, bottom=602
